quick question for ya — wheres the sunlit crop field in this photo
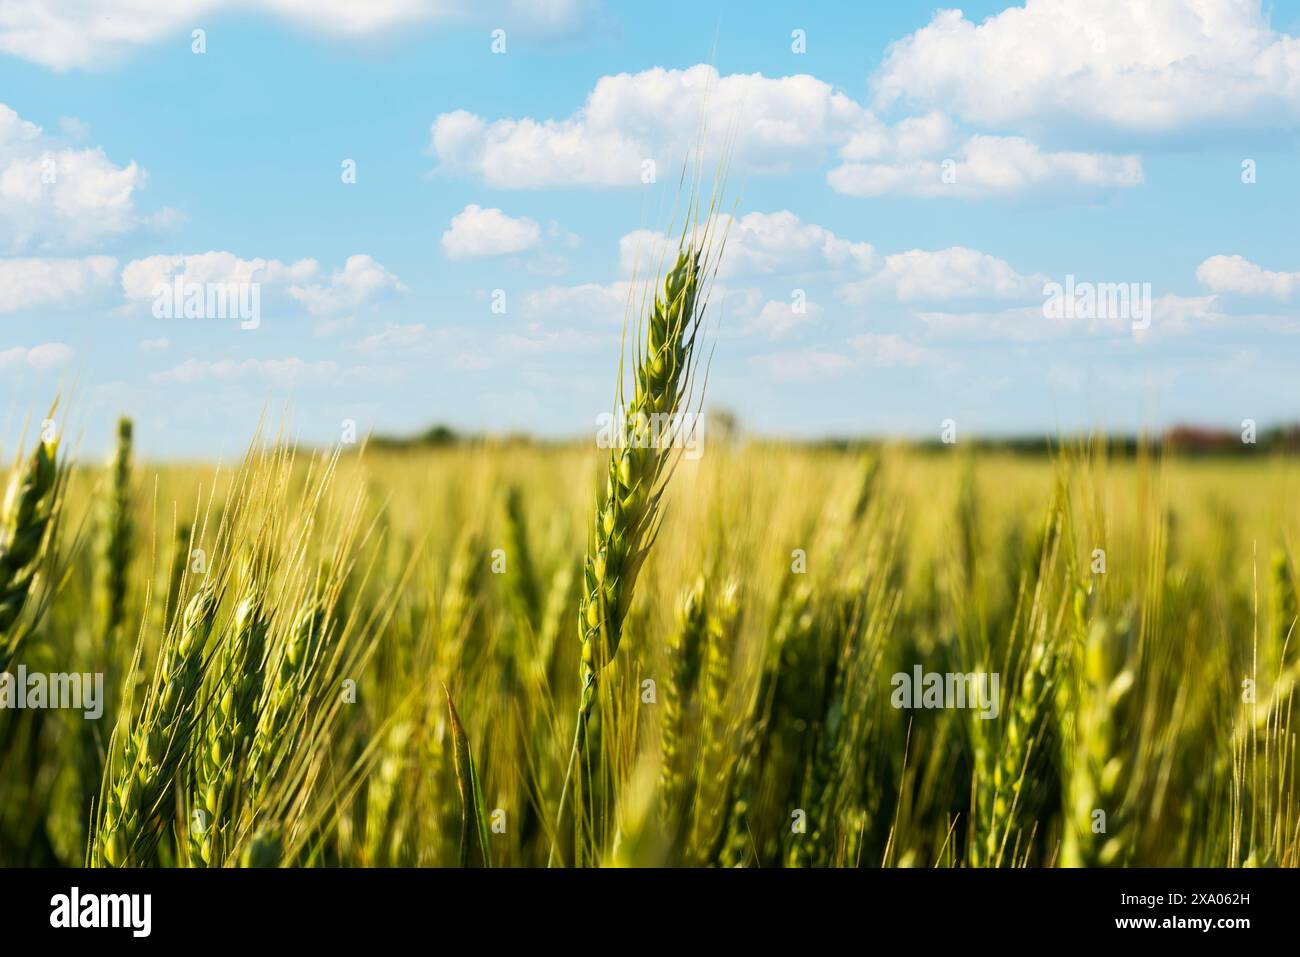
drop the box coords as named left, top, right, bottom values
left=2, top=419, right=1297, bottom=867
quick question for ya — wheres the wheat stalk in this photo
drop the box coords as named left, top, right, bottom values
left=71, top=417, right=136, bottom=843
left=576, top=246, right=710, bottom=716
left=549, top=228, right=721, bottom=866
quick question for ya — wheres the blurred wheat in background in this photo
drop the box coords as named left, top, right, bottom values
left=1, top=408, right=1297, bottom=867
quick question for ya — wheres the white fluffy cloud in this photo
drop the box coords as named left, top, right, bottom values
left=872, top=0, right=1300, bottom=135
left=839, top=111, right=959, bottom=162
left=621, top=210, right=878, bottom=279
left=432, top=64, right=1143, bottom=198
left=0, top=1, right=607, bottom=70
left=620, top=212, right=1050, bottom=330
left=1196, top=254, right=1299, bottom=299
left=121, top=251, right=404, bottom=315
left=839, top=247, right=1046, bottom=303
left=829, top=134, right=1141, bottom=198
left=0, top=342, right=73, bottom=371
left=288, top=254, right=407, bottom=315
left=441, top=204, right=542, bottom=260
left=0, top=104, right=153, bottom=250
left=122, top=251, right=316, bottom=298
left=0, top=255, right=117, bottom=313
left=432, top=65, right=876, bottom=188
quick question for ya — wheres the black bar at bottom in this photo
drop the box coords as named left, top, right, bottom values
left=0, top=867, right=1275, bottom=943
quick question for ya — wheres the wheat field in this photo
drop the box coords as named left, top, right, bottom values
left=1, top=405, right=1297, bottom=867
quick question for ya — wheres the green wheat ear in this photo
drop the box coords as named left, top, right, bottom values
left=578, top=247, right=707, bottom=716
left=550, top=199, right=726, bottom=866
left=1061, top=615, right=1135, bottom=867
left=192, top=585, right=269, bottom=866
left=659, top=578, right=707, bottom=825
left=0, top=429, right=60, bottom=670
left=95, top=416, right=134, bottom=646
left=249, top=597, right=328, bottom=798
left=96, top=584, right=218, bottom=867
left=1271, top=546, right=1297, bottom=654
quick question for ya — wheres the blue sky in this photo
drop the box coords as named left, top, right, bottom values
left=2, top=0, right=1299, bottom=458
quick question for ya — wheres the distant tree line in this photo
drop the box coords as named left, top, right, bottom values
left=368, top=421, right=1300, bottom=457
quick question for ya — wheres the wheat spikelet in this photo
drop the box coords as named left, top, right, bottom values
left=788, top=590, right=862, bottom=868
left=537, top=562, right=575, bottom=688
left=191, top=586, right=270, bottom=865
left=1061, top=615, right=1135, bottom=867
left=547, top=205, right=725, bottom=866
left=658, top=577, right=706, bottom=826
left=503, top=486, right=541, bottom=628
left=0, top=430, right=59, bottom=670
left=689, top=580, right=739, bottom=862
left=850, top=453, right=880, bottom=525
left=550, top=228, right=722, bottom=866
left=363, top=716, right=415, bottom=866
left=976, top=629, right=1057, bottom=867
left=95, top=585, right=217, bottom=867
left=440, top=529, right=485, bottom=674
left=576, top=246, right=710, bottom=716
left=163, top=522, right=192, bottom=634
left=248, top=598, right=327, bottom=797
left=1270, top=546, right=1297, bottom=661
left=718, top=721, right=760, bottom=867
left=94, top=417, right=134, bottom=646
left=76, top=417, right=135, bottom=830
